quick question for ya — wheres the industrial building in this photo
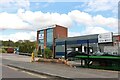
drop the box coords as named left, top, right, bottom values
left=37, top=25, right=120, bottom=59
left=55, top=32, right=120, bottom=58
left=55, top=34, right=98, bottom=58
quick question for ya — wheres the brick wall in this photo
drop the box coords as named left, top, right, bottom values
left=44, top=29, right=47, bottom=48
left=54, top=25, right=68, bottom=39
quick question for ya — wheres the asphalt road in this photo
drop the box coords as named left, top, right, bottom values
left=1, top=53, right=49, bottom=79
left=2, top=53, right=31, bottom=62
left=1, top=53, right=119, bottom=80
left=2, top=64, right=42, bottom=78
left=1, top=62, right=48, bottom=79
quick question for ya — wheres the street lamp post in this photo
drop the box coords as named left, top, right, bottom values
left=53, top=38, right=56, bottom=59
left=87, top=40, right=89, bottom=68
left=64, top=40, right=67, bottom=60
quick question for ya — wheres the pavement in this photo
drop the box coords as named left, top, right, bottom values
left=1, top=53, right=119, bottom=80
left=2, top=53, right=39, bottom=62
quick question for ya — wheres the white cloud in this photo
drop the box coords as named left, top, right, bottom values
left=68, top=32, right=81, bottom=37
left=18, top=9, right=72, bottom=28
left=83, top=0, right=118, bottom=13
left=68, top=28, right=108, bottom=37
left=0, top=0, right=30, bottom=11
left=82, top=27, right=109, bottom=35
left=68, top=10, right=93, bottom=26
left=0, top=0, right=14, bottom=4
left=0, top=9, right=117, bottom=30
left=0, top=12, right=33, bottom=30
left=0, top=9, right=118, bottom=41
left=0, top=31, right=36, bottom=42
left=68, top=10, right=117, bottom=28
left=0, top=8, right=72, bottom=30
left=93, top=15, right=117, bottom=28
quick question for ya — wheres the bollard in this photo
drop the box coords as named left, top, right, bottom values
left=31, top=52, right=35, bottom=62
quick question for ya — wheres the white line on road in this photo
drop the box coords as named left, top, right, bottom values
left=3, top=65, right=48, bottom=78
left=3, top=65, right=19, bottom=71
left=21, top=71, right=48, bottom=78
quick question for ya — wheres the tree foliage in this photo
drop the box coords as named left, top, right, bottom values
left=44, top=48, right=52, bottom=59
left=2, top=40, right=36, bottom=53
left=2, top=40, right=14, bottom=47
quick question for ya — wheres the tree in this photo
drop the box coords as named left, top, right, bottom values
left=44, top=48, right=52, bottom=59
left=2, top=40, right=36, bottom=54
left=2, top=40, right=14, bottom=47
left=18, top=40, right=36, bottom=53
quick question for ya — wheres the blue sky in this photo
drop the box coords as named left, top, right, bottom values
left=0, top=0, right=118, bottom=41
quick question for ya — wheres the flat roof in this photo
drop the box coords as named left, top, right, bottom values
left=56, top=32, right=120, bottom=42
left=56, top=34, right=98, bottom=42
left=37, top=24, right=67, bottom=31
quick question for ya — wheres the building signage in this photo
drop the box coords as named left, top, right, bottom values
left=39, top=34, right=44, bottom=40
left=98, top=32, right=113, bottom=43
left=75, top=48, right=78, bottom=51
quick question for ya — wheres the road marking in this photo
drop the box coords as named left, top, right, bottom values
left=3, top=65, right=19, bottom=71
left=3, top=65, right=48, bottom=78
left=21, top=71, right=48, bottom=78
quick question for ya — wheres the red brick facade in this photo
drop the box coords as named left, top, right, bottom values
left=54, top=25, right=68, bottom=39
left=44, top=29, right=47, bottom=48
left=113, top=35, right=120, bottom=46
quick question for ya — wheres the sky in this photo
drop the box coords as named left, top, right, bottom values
left=0, top=0, right=119, bottom=42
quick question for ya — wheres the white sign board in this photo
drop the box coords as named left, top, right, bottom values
left=76, top=48, right=78, bottom=51
left=98, top=32, right=113, bottom=43
left=39, top=34, right=44, bottom=40
left=82, top=46, right=85, bottom=52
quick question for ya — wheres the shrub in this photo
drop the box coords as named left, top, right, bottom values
left=37, top=49, right=41, bottom=55
left=1, top=48, right=7, bottom=53
left=44, top=48, right=52, bottom=59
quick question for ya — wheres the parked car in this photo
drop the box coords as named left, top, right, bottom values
left=7, top=48, right=14, bottom=53
left=102, top=52, right=119, bottom=56
left=67, top=51, right=78, bottom=58
left=92, top=51, right=104, bottom=56
left=92, top=51, right=119, bottom=56
left=67, top=51, right=90, bottom=58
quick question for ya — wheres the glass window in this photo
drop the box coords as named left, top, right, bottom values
left=46, top=28, right=53, bottom=49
